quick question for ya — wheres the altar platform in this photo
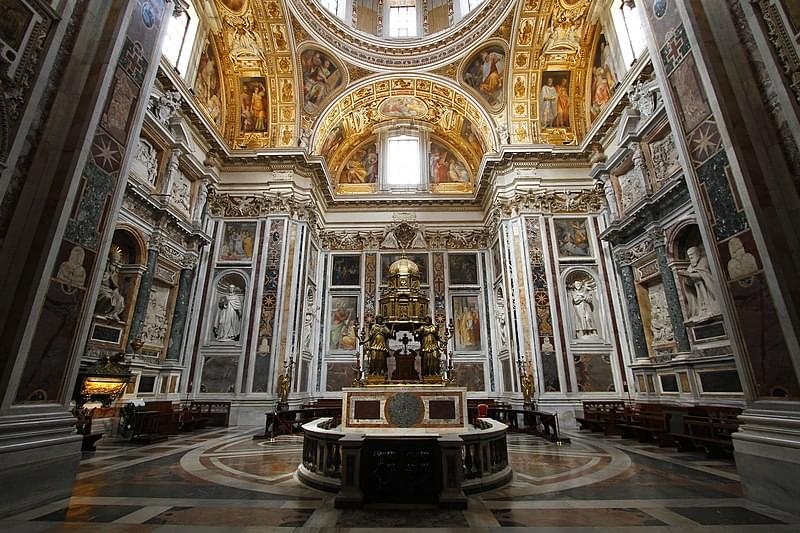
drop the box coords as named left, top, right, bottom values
left=297, top=385, right=511, bottom=508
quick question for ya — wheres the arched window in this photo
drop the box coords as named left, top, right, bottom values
left=460, top=0, right=484, bottom=14
left=610, top=0, right=647, bottom=68
left=386, top=133, right=421, bottom=186
left=162, top=2, right=199, bottom=76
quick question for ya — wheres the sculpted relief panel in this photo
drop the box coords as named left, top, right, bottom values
left=649, top=133, right=680, bottom=186
left=142, top=284, right=172, bottom=347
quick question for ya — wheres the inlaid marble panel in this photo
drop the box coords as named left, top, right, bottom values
left=200, top=355, right=238, bottom=394
left=574, top=353, right=615, bottom=392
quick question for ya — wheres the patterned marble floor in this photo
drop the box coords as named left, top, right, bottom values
left=1, top=425, right=799, bottom=532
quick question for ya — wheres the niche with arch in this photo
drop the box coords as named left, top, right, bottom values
left=563, top=269, right=604, bottom=343
left=208, top=271, right=248, bottom=345
left=670, top=225, right=722, bottom=327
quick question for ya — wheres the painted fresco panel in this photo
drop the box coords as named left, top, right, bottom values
left=195, top=39, right=223, bottom=128
left=448, top=253, right=479, bottom=285
left=329, top=295, right=359, bottom=352
left=239, top=77, right=268, bottom=133
left=331, top=255, right=361, bottom=286
left=219, top=221, right=257, bottom=262
left=429, top=142, right=471, bottom=184
left=553, top=218, right=591, bottom=258
left=462, top=45, right=506, bottom=109
left=340, top=142, right=379, bottom=184
left=540, top=71, right=571, bottom=129
left=452, top=295, right=481, bottom=351
left=301, top=48, right=343, bottom=114
left=590, top=33, right=617, bottom=121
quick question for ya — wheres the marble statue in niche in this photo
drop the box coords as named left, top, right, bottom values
left=134, top=138, right=158, bottom=186
left=568, top=274, right=600, bottom=340
left=214, top=279, right=244, bottom=342
left=677, top=246, right=720, bottom=322
left=55, top=245, right=87, bottom=291
left=141, top=284, right=171, bottom=346
left=94, top=246, right=125, bottom=321
left=169, top=170, right=191, bottom=214
left=648, top=285, right=674, bottom=344
left=495, top=287, right=508, bottom=349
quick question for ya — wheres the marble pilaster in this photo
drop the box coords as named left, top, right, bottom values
left=127, top=236, right=159, bottom=351
left=617, top=263, right=649, bottom=360
left=651, top=232, right=690, bottom=352
left=166, top=256, right=196, bottom=360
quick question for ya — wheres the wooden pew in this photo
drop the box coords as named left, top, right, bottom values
left=576, top=400, right=626, bottom=435
left=188, top=401, right=230, bottom=427
left=672, top=406, right=741, bottom=457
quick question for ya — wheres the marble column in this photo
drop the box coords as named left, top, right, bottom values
left=639, top=0, right=800, bottom=512
left=166, top=255, right=197, bottom=360
left=127, top=234, right=160, bottom=351
left=651, top=231, right=690, bottom=352
left=616, top=261, right=649, bottom=360
left=0, top=0, right=174, bottom=517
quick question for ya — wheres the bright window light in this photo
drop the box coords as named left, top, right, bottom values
left=611, top=0, right=646, bottom=67
left=162, top=3, right=199, bottom=76
left=319, top=0, right=340, bottom=17
left=389, top=4, right=417, bottom=37
left=462, top=0, right=484, bottom=14
left=386, top=135, right=421, bottom=185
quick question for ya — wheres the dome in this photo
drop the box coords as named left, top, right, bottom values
left=389, top=257, right=420, bottom=277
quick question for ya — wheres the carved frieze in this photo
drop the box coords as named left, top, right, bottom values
left=320, top=223, right=489, bottom=251
left=614, top=238, right=655, bottom=266
left=206, top=190, right=320, bottom=229
left=492, top=188, right=604, bottom=217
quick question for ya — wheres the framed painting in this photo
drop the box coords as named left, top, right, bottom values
left=448, top=253, right=479, bottom=285
left=331, top=255, right=361, bottom=286
left=380, top=253, right=429, bottom=284
left=452, top=294, right=481, bottom=351
left=553, top=218, right=592, bottom=258
left=328, top=295, right=359, bottom=352
left=219, top=221, right=257, bottom=262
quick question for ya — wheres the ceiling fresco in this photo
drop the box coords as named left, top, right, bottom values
left=208, top=0, right=298, bottom=148
left=195, top=0, right=617, bottom=190
left=311, top=75, right=497, bottom=188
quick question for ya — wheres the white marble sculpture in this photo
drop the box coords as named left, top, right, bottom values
left=677, top=246, right=720, bottom=321
left=214, top=283, right=243, bottom=342
left=569, top=276, right=600, bottom=340
left=727, top=237, right=758, bottom=280
left=56, top=245, right=87, bottom=290
left=648, top=285, right=674, bottom=344
left=95, top=247, right=125, bottom=321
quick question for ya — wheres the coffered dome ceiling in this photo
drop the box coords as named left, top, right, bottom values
left=195, top=0, right=615, bottom=195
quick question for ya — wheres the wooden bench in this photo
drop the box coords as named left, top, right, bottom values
left=576, top=401, right=626, bottom=435
left=188, top=401, right=231, bottom=427
left=671, top=406, right=740, bottom=457
left=617, top=403, right=672, bottom=445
